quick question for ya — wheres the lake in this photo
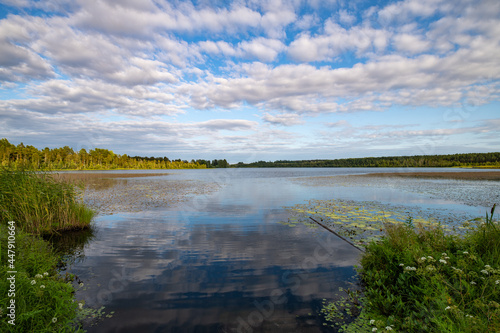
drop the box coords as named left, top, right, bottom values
left=56, top=168, right=499, bottom=332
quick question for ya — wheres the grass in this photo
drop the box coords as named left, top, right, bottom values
left=0, top=168, right=95, bottom=235
left=0, top=226, right=84, bottom=332
left=0, top=168, right=103, bottom=331
left=322, top=205, right=500, bottom=332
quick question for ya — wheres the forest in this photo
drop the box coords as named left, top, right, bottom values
left=2, top=138, right=499, bottom=170
left=0, top=138, right=229, bottom=170
left=234, top=152, right=500, bottom=168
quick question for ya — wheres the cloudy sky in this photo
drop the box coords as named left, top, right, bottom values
left=0, top=0, right=499, bottom=162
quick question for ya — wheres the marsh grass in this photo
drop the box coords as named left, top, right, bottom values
left=323, top=206, right=500, bottom=332
left=0, top=168, right=95, bottom=235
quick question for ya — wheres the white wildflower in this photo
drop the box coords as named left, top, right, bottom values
left=43, top=272, right=49, bottom=276
left=79, top=282, right=84, bottom=287
left=52, top=317, right=57, bottom=323
left=480, top=270, right=489, bottom=275
left=31, top=280, right=36, bottom=285
left=471, top=281, right=477, bottom=285
left=445, top=306, right=451, bottom=310
left=399, top=263, right=405, bottom=267
left=496, top=280, right=499, bottom=285
left=426, top=266, right=436, bottom=271
left=370, top=319, right=376, bottom=325
left=420, top=257, right=427, bottom=261
left=40, top=285, right=45, bottom=289
left=386, top=326, right=393, bottom=331
left=78, top=303, right=84, bottom=310
left=372, top=328, right=378, bottom=332
left=442, top=253, right=447, bottom=256
left=439, top=259, right=447, bottom=264
left=463, top=251, right=469, bottom=254
left=485, top=265, right=491, bottom=269
left=35, top=274, right=43, bottom=278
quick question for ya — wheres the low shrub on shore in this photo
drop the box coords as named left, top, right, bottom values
left=323, top=206, right=500, bottom=332
left=0, top=168, right=95, bottom=234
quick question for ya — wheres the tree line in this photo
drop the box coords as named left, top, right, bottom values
left=234, top=153, right=500, bottom=168
left=0, top=138, right=229, bottom=170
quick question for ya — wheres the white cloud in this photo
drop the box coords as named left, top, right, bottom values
left=0, top=0, right=30, bottom=7
left=238, top=38, right=285, bottom=62
left=288, top=23, right=390, bottom=62
left=377, top=0, right=444, bottom=26
left=262, top=113, right=304, bottom=126
left=326, top=120, right=350, bottom=128
left=198, top=40, right=237, bottom=57
left=0, top=15, right=54, bottom=81
left=197, top=119, right=258, bottom=131
left=4, top=78, right=183, bottom=116
left=338, top=9, right=356, bottom=26
left=183, top=43, right=500, bottom=113
left=393, top=33, right=431, bottom=54
left=293, top=14, right=319, bottom=30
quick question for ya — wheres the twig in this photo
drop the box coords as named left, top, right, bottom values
left=309, top=216, right=365, bottom=253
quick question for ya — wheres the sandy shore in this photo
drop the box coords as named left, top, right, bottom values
left=362, top=171, right=500, bottom=180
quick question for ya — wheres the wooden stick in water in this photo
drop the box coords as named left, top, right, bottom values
left=309, top=216, right=365, bottom=253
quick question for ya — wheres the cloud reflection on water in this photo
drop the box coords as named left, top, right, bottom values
left=74, top=211, right=360, bottom=332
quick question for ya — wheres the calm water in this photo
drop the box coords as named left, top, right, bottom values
left=60, top=168, right=498, bottom=332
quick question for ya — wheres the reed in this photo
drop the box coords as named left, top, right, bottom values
left=0, top=168, right=95, bottom=234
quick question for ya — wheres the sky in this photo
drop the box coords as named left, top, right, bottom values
left=0, top=0, right=499, bottom=163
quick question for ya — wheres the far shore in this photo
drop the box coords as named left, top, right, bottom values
left=362, top=171, right=500, bottom=180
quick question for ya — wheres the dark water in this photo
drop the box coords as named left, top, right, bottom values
left=60, top=168, right=498, bottom=332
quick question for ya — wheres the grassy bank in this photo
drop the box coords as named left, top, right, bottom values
left=0, top=168, right=98, bottom=331
left=323, top=206, right=500, bottom=332
left=0, top=227, right=86, bottom=332
left=0, top=168, right=95, bottom=235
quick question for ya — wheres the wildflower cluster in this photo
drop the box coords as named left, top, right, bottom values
left=31, top=271, right=50, bottom=289
left=368, top=319, right=394, bottom=332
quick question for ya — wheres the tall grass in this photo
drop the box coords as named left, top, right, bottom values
left=323, top=206, right=500, bottom=332
left=0, top=168, right=104, bottom=331
left=0, top=168, right=95, bottom=234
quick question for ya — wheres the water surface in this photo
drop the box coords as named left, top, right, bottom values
left=60, top=168, right=498, bottom=332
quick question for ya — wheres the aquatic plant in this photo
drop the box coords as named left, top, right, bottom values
left=0, top=168, right=95, bottom=234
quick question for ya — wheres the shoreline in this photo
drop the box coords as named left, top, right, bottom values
left=361, top=171, right=500, bottom=180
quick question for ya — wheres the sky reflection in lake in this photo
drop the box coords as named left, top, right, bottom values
left=65, top=168, right=497, bottom=332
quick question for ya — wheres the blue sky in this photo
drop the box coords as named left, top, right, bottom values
left=0, top=0, right=499, bottom=163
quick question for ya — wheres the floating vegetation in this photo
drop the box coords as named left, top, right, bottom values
left=57, top=172, right=222, bottom=215
left=293, top=174, right=500, bottom=208
left=284, top=199, right=483, bottom=250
